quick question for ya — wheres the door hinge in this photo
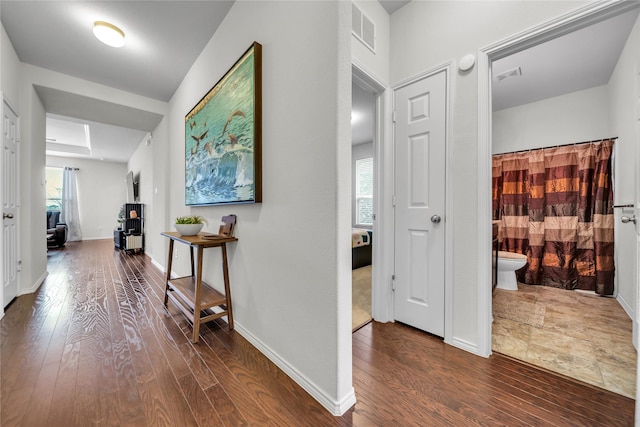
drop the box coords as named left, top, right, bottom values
left=392, top=111, right=396, bottom=123
left=392, top=195, right=396, bottom=207
left=391, top=274, right=396, bottom=291
left=17, top=260, right=22, bottom=272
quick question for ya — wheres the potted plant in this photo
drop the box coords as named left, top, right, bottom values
left=174, top=215, right=208, bottom=236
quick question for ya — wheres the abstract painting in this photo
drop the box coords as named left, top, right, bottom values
left=185, top=42, right=262, bottom=206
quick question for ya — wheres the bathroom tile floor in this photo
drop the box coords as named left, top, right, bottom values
left=492, top=283, right=637, bottom=398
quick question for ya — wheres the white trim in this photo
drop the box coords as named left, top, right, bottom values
left=477, top=0, right=639, bottom=359
left=2, top=95, right=19, bottom=120
left=352, top=61, right=392, bottom=322
left=443, top=63, right=455, bottom=348
left=449, top=337, right=479, bottom=355
left=19, top=271, right=48, bottom=296
left=235, top=322, right=357, bottom=416
left=477, top=48, right=493, bottom=358
left=0, top=91, right=3, bottom=318
left=81, top=236, right=124, bottom=241
left=392, top=60, right=453, bottom=90
left=151, top=256, right=164, bottom=273
left=618, top=293, right=634, bottom=321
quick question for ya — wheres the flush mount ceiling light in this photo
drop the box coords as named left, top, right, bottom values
left=93, top=21, right=125, bottom=48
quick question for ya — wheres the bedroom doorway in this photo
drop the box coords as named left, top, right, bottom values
left=351, top=78, right=375, bottom=331
left=351, top=63, right=388, bottom=332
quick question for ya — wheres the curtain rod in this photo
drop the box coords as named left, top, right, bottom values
left=494, top=137, right=618, bottom=156
left=64, top=167, right=80, bottom=171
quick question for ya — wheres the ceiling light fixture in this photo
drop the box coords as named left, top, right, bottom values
left=93, top=21, right=125, bottom=48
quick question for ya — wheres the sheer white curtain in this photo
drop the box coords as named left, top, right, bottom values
left=61, top=167, right=82, bottom=241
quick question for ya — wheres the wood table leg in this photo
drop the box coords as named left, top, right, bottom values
left=164, top=239, right=174, bottom=306
left=192, top=246, right=204, bottom=343
left=189, top=246, right=195, bottom=278
left=221, top=243, right=233, bottom=330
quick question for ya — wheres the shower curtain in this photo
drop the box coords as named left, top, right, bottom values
left=492, top=139, right=614, bottom=295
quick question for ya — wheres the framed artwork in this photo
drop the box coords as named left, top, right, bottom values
left=185, top=42, right=262, bottom=206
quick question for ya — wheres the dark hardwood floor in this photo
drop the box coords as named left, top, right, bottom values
left=1, top=239, right=634, bottom=426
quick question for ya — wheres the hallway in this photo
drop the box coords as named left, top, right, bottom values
left=1, top=240, right=634, bottom=425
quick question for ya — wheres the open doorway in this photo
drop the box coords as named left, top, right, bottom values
left=351, top=80, right=375, bottom=331
left=483, top=4, right=639, bottom=398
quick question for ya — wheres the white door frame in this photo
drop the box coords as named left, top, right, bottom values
left=476, top=0, right=639, bottom=357
left=352, top=62, right=393, bottom=322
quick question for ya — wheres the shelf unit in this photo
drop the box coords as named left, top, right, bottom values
left=115, top=203, right=144, bottom=251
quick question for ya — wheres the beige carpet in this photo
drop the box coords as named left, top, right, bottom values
left=493, top=288, right=545, bottom=328
left=352, top=265, right=372, bottom=330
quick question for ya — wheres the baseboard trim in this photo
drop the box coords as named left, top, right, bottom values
left=235, top=322, right=357, bottom=416
left=617, top=293, right=634, bottom=321
left=19, top=271, right=48, bottom=296
left=151, top=256, right=164, bottom=273
left=79, top=236, right=115, bottom=241
left=447, top=336, right=483, bottom=356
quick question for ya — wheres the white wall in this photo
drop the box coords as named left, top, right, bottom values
left=492, top=85, right=611, bottom=154
left=19, top=80, right=48, bottom=296
left=13, top=64, right=168, bottom=298
left=352, top=0, right=390, bottom=84
left=46, top=156, right=129, bottom=240
left=127, top=135, right=156, bottom=255
left=352, top=142, right=373, bottom=228
left=390, top=1, right=591, bottom=352
left=609, top=13, right=640, bottom=325
left=1, top=24, right=21, bottom=108
left=2, top=28, right=50, bottom=298
left=160, top=1, right=354, bottom=414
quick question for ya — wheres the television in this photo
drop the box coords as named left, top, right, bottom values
left=125, top=171, right=138, bottom=202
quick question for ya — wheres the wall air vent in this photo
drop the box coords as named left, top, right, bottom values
left=352, top=4, right=376, bottom=53
left=495, top=67, right=522, bottom=82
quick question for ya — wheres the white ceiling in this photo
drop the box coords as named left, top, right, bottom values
left=378, top=0, right=411, bottom=15
left=492, top=7, right=640, bottom=111
left=2, top=2, right=638, bottom=157
left=46, top=114, right=149, bottom=163
left=1, top=0, right=234, bottom=163
left=2, top=1, right=234, bottom=102
left=352, top=6, right=639, bottom=145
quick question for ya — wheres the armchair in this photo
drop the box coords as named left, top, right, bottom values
left=46, top=211, right=67, bottom=248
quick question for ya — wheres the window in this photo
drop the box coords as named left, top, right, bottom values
left=46, top=167, right=63, bottom=211
left=356, top=157, right=373, bottom=225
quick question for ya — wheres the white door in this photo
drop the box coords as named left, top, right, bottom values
left=393, top=70, right=446, bottom=336
left=2, top=98, right=19, bottom=308
left=635, top=62, right=640, bottom=418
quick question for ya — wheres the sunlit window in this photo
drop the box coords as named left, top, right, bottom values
left=356, top=157, right=373, bottom=225
left=46, top=167, right=63, bottom=211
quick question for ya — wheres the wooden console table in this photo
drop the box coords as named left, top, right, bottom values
left=161, top=231, right=238, bottom=343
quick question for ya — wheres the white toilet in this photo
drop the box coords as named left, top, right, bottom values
left=496, top=251, right=527, bottom=290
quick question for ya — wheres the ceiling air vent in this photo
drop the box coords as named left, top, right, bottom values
left=495, top=67, right=522, bottom=82
left=352, top=4, right=376, bottom=53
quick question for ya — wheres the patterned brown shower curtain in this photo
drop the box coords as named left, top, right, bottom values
left=492, top=139, right=615, bottom=295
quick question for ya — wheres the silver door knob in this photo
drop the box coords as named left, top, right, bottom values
left=431, top=215, right=441, bottom=224
left=3, top=213, right=13, bottom=219
left=621, top=215, right=636, bottom=224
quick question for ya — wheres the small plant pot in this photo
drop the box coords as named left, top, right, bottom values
left=174, top=223, right=203, bottom=236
